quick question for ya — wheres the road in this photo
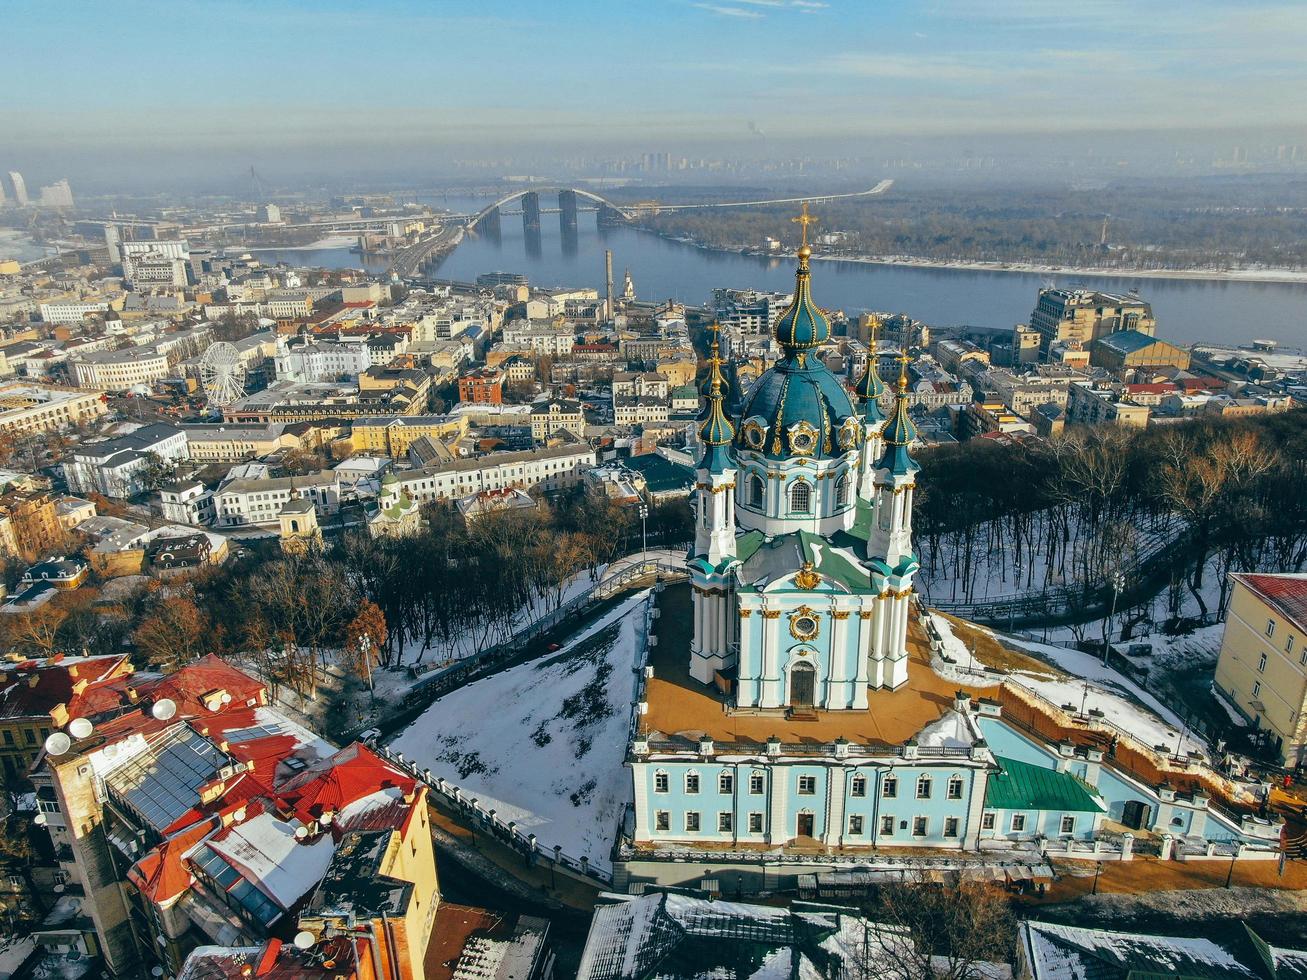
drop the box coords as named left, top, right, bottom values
left=390, top=223, right=465, bottom=277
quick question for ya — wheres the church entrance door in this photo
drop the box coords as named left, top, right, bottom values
left=790, top=663, right=815, bottom=708
left=797, top=812, right=815, bottom=838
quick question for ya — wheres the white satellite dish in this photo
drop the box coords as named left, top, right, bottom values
left=33, top=813, right=46, bottom=826
left=152, top=698, right=177, bottom=721
left=220, top=692, right=232, bottom=704
left=293, top=825, right=309, bottom=840
left=293, top=931, right=315, bottom=951
left=45, top=732, right=72, bottom=756
left=69, top=718, right=94, bottom=739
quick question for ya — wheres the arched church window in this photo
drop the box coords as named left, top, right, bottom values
left=749, top=473, right=765, bottom=509
left=790, top=481, right=811, bottom=514
left=835, top=473, right=850, bottom=507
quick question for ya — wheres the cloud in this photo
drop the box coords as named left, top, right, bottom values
left=692, top=3, right=765, bottom=17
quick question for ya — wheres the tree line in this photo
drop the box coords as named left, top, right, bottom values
left=914, top=410, right=1307, bottom=626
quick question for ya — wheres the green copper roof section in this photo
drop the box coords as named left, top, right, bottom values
left=735, top=529, right=767, bottom=565
left=983, top=756, right=1106, bottom=813
left=797, top=530, right=873, bottom=592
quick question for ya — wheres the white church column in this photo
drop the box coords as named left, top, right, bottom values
left=762, top=610, right=783, bottom=706
left=828, top=610, right=848, bottom=708
left=852, top=608, right=871, bottom=709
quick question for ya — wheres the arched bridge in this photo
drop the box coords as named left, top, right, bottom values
left=459, top=179, right=894, bottom=232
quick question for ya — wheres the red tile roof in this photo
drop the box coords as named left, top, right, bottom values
left=279, top=743, right=415, bottom=823
left=1233, top=573, right=1307, bottom=633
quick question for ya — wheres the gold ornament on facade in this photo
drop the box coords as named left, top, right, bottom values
left=787, top=420, right=818, bottom=456
left=794, top=561, right=821, bottom=590
left=858, top=611, right=874, bottom=620
left=831, top=610, right=851, bottom=620
left=838, top=417, right=862, bottom=451
left=742, top=419, right=767, bottom=450
left=762, top=609, right=782, bottom=620
left=738, top=609, right=753, bottom=618
left=789, top=605, right=820, bottom=641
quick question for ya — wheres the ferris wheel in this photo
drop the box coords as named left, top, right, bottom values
left=199, top=341, right=247, bottom=409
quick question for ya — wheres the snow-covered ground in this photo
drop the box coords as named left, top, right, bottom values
left=390, top=591, right=649, bottom=872
left=928, top=612, right=1204, bottom=758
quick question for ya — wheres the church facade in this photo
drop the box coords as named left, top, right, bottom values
left=620, top=230, right=1280, bottom=882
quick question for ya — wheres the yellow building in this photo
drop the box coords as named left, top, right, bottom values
left=278, top=498, right=322, bottom=554
left=0, top=382, right=108, bottom=436
left=1214, top=572, right=1307, bottom=766
left=655, top=357, right=698, bottom=389
left=351, top=414, right=466, bottom=458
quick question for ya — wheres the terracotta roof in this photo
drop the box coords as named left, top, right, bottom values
left=1232, top=572, right=1307, bottom=634
left=129, top=817, right=216, bottom=903
left=279, top=743, right=416, bottom=822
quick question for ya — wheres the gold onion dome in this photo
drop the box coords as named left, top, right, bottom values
left=736, top=205, right=857, bottom=461
left=878, top=352, right=919, bottom=475
left=773, top=206, right=830, bottom=352
left=698, top=338, right=735, bottom=472
left=853, top=317, right=886, bottom=422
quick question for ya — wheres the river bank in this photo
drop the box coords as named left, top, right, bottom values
left=815, top=252, right=1307, bottom=285
left=646, top=229, right=1307, bottom=284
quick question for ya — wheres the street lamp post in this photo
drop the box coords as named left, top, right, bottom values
left=1225, top=847, right=1238, bottom=888
left=638, top=502, right=648, bottom=563
left=1091, top=860, right=1103, bottom=895
left=1102, top=571, right=1125, bottom=667
left=1009, top=561, right=1022, bottom=633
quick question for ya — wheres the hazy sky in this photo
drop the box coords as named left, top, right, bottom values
left=6, top=0, right=1307, bottom=160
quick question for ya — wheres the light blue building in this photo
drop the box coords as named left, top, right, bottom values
left=618, top=229, right=1282, bottom=892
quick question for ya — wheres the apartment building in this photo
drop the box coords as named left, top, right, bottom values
left=30, top=657, right=443, bottom=978
left=38, top=300, right=110, bottom=324
left=64, top=423, right=189, bottom=498
left=1066, top=381, right=1151, bottom=427
left=530, top=399, right=584, bottom=442
left=180, top=423, right=301, bottom=462
left=71, top=346, right=172, bottom=391
left=1214, top=573, right=1307, bottom=766
left=388, top=443, right=597, bottom=505
left=1029, top=287, right=1155, bottom=354
left=212, top=470, right=341, bottom=527
left=0, top=382, right=108, bottom=436
left=350, top=415, right=466, bottom=458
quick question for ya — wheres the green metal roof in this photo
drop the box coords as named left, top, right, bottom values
left=984, top=756, right=1106, bottom=813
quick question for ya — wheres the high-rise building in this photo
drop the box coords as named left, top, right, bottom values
left=37, top=178, right=74, bottom=208
left=7, top=170, right=29, bottom=206
left=1028, top=287, right=1155, bottom=356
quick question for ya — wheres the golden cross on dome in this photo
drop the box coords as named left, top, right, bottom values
left=896, top=349, right=912, bottom=391
left=792, top=201, right=817, bottom=248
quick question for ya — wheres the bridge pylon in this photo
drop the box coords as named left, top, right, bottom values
left=521, top=192, right=541, bottom=235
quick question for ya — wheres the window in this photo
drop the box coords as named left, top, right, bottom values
left=850, top=774, right=867, bottom=798
left=848, top=814, right=864, bottom=835
left=790, top=481, right=811, bottom=514
left=1253, top=681, right=1262, bottom=697
left=685, top=812, right=701, bottom=832
left=882, top=776, right=898, bottom=799
left=916, top=775, right=932, bottom=799
left=912, top=817, right=928, bottom=837
left=685, top=772, right=700, bottom=794
left=1267, top=620, right=1277, bottom=638
left=748, top=812, right=764, bottom=834
left=719, top=771, right=733, bottom=794
left=944, top=817, right=960, bottom=838
left=718, top=812, right=733, bottom=833
left=654, top=771, right=669, bottom=794
left=1011, top=814, right=1027, bottom=833
left=749, top=474, right=765, bottom=508
left=1289, top=635, right=1297, bottom=656
left=981, top=812, right=996, bottom=831
left=835, top=473, right=850, bottom=507
left=1258, top=652, right=1268, bottom=673
left=798, top=775, right=817, bottom=795
left=880, top=815, right=895, bottom=836
left=750, top=771, right=765, bottom=794
left=1060, top=815, right=1076, bottom=835
left=947, top=776, right=964, bottom=800
left=657, top=810, right=671, bottom=831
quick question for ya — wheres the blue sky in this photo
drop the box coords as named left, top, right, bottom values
left=6, top=0, right=1306, bottom=150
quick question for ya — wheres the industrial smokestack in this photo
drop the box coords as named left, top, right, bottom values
left=605, top=249, right=614, bottom=319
